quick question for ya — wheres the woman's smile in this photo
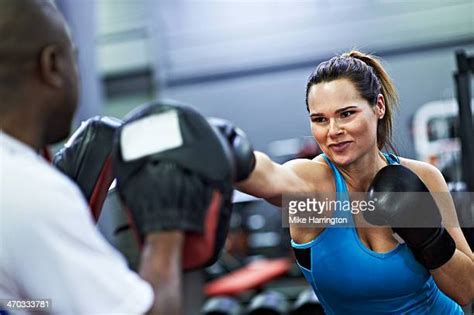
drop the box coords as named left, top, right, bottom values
left=329, top=141, right=353, bottom=153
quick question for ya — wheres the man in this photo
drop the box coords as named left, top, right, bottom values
left=0, top=1, right=183, bottom=314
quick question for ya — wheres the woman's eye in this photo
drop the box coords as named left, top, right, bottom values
left=312, top=117, right=327, bottom=123
left=341, top=111, right=354, bottom=118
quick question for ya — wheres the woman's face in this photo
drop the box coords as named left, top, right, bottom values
left=307, top=78, right=384, bottom=166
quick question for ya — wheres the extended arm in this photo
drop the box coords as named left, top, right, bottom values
left=237, top=152, right=317, bottom=206
left=210, top=119, right=316, bottom=206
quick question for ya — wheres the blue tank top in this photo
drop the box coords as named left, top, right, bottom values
left=291, top=153, right=463, bottom=314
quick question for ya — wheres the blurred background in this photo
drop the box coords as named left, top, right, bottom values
left=57, top=0, right=473, bottom=160
left=57, top=1, right=473, bottom=313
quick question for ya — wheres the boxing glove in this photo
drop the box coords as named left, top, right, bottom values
left=53, top=116, right=122, bottom=219
left=365, top=165, right=456, bottom=270
left=208, top=118, right=256, bottom=182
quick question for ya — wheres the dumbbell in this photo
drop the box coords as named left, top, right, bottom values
left=247, top=290, right=288, bottom=315
left=202, top=296, right=241, bottom=315
left=291, top=288, right=324, bottom=315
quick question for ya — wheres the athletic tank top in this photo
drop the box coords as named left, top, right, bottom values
left=291, top=153, right=463, bottom=314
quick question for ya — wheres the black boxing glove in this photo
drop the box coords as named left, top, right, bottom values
left=208, top=118, right=256, bottom=182
left=53, top=116, right=122, bottom=219
left=365, top=165, right=456, bottom=270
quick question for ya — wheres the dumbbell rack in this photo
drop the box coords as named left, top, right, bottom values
left=453, top=50, right=474, bottom=315
left=454, top=50, right=474, bottom=193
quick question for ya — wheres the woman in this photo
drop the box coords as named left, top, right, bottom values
left=230, top=51, right=473, bottom=314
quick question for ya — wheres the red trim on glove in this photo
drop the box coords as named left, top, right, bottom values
left=123, top=189, right=223, bottom=270
left=182, top=190, right=222, bottom=270
left=41, top=148, right=52, bottom=163
left=89, top=155, right=115, bottom=221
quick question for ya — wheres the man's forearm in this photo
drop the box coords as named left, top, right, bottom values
left=140, top=231, right=185, bottom=315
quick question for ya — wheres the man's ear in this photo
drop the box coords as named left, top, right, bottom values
left=39, top=45, right=64, bottom=88
left=375, top=93, right=386, bottom=119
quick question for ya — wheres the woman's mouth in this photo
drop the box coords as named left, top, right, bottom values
left=329, top=141, right=352, bottom=153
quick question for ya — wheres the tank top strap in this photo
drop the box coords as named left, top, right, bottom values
left=382, top=152, right=400, bottom=165
left=320, top=154, right=353, bottom=223
left=321, top=153, right=400, bottom=186
left=321, top=154, right=348, bottom=194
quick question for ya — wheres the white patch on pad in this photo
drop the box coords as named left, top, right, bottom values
left=120, top=110, right=183, bottom=161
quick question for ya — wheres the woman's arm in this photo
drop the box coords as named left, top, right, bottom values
left=402, top=159, right=474, bottom=306
left=210, top=119, right=320, bottom=206
left=236, top=151, right=319, bottom=206
left=431, top=234, right=473, bottom=306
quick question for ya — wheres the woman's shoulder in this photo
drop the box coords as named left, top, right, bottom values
left=398, top=156, right=440, bottom=176
left=283, top=154, right=331, bottom=175
left=398, top=157, right=447, bottom=191
left=283, top=155, right=335, bottom=191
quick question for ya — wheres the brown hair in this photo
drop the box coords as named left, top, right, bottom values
left=305, top=50, right=398, bottom=152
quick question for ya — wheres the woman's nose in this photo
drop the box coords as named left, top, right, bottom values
left=328, top=119, right=344, bottom=137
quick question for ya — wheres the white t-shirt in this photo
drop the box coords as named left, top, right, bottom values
left=0, top=132, right=153, bottom=315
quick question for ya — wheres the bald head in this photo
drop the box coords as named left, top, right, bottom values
left=0, top=0, right=72, bottom=97
left=0, top=0, right=70, bottom=53
left=0, top=0, right=79, bottom=147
